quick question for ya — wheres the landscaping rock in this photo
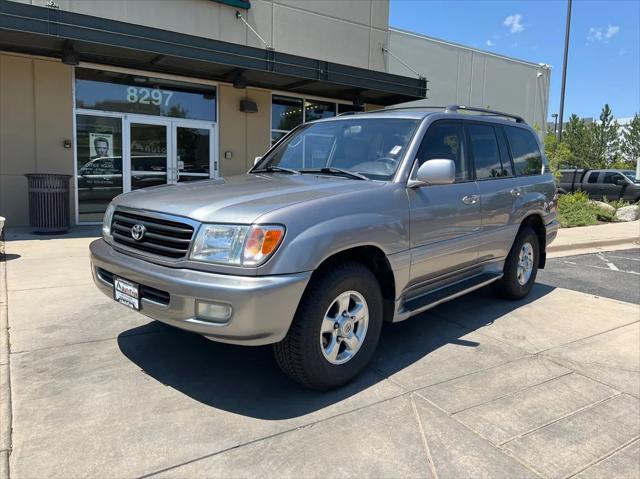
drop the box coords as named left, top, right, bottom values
left=590, top=201, right=616, bottom=214
left=615, top=205, right=640, bottom=222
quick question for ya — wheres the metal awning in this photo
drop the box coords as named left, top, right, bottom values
left=0, top=0, right=427, bottom=105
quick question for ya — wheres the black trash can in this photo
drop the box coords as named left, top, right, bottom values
left=25, top=174, right=72, bottom=234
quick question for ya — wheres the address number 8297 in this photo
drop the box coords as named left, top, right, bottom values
left=126, top=86, right=174, bottom=106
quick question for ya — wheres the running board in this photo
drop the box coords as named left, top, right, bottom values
left=395, top=272, right=503, bottom=322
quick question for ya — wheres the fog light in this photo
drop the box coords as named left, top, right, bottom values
left=196, top=301, right=233, bottom=323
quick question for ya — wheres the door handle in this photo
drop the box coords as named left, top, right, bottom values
left=462, top=195, right=479, bottom=205
left=510, top=188, right=523, bottom=197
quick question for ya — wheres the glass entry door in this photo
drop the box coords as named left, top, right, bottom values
left=174, top=122, right=214, bottom=182
left=128, top=120, right=170, bottom=191
left=124, top=117, right=216, bottom=192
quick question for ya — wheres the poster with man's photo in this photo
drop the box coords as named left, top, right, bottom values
left=90, top=133, right=114, bottom=160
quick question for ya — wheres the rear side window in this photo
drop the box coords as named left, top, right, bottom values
left=467, top=124, right=511, bottom=179
left=587, top=172, right=599, bottom=184
left=504, top=126, right=543, bottom=176
left=417, top=122, right=469, bottom=181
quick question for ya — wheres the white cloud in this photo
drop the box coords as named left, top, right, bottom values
left=503, top=14, right=524, bottom=34
left=605, top=25, right=620, bottom=38
left=486, top=39, right=495, bottom=46
left=588, top=24, right=620, bottom=42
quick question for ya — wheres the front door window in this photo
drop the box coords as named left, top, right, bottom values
left=129, top=123, right=169, bottom=190
left=176, top=126, right=211, bottom=182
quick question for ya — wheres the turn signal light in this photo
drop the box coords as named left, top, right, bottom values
left=243, top=225, right=285, bottom=265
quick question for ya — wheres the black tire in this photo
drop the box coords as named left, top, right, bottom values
left=273, top=261, right=383, bottom=390
left=493, top=227, right=539, bottom=300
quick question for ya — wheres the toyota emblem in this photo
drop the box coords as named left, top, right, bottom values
left=131, top=224, right=146, bottom=241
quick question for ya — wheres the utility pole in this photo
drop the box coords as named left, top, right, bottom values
left=558, top=0, right=572, bottom=142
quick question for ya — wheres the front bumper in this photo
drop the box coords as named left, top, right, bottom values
left=90, top=239, right=311, bottom=345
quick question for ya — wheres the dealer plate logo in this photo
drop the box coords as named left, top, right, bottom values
left=131, top=224, right=146, bottom=241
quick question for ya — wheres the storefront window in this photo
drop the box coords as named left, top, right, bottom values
left=271, top=95, right=345, bottom=145
left=75, top=68, right=216, bottom=121
left=338, top=103, right=365, bottom=115
left=304, top=100, right=336, bottom=122
left=76, top=115, right=123, bottom=222
left=271, top=96, right=303, bottom=144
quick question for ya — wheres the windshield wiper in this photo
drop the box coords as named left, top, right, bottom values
left=300, top=167, right=370, bottom=181
left=252, top=166, right=300, bottom=175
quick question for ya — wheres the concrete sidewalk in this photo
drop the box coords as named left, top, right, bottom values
left=1, top=233, right=639, bottom=479
left=548, top=220, right=640, bottom=258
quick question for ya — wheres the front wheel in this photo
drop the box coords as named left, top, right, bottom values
left=273, top=262, right=383, bottom=390
left=493, top=227, right=539, bottom=300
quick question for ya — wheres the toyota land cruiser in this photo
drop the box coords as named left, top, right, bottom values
left=90, top=105, right=558, bottom=390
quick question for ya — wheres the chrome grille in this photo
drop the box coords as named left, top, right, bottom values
left=111, top=210, right=194, bottom=259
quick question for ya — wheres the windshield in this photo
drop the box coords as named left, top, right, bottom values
left=254, top=118, right=421, bottom=181
left=623, top=170, right=639, bottom=183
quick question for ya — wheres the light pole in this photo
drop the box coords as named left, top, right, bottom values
left=552, top=113, right=558, bottom=137
left=558, top=0, right=572, bottom=142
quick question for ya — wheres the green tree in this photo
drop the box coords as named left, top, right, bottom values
left=591, top=104, right=620, bottom=166
left=621, top=114, right=640, bottom=166
left=544, top=132, right=572, bottom=179
left=562, top=114, right=591, bottom=167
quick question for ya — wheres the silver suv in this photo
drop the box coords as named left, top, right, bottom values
left=90, top=105, right=558, bottom=390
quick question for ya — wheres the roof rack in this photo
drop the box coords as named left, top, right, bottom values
left=444, top=105, right=525, bottom=123
left=336, top=104, right=526, bottom=124
left=337, top=105, right=449, bottom=116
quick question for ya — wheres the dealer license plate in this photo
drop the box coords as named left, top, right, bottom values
left=114, top=277, right=140, bottom=310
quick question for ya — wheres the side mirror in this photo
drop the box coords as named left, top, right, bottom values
left=254, top=156, right=262, bottom=166
left=409, top=159, right=456, bottom=187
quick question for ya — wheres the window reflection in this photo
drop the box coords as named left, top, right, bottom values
left=177, top=127, right=210, bottom=181
left=272, top=96, right=303, bottom=132
left=304, top=100, right=336, bottom=122
left=76, top=115, right=123, bottom=222
left=271, top=95, right=342, bottom=146
left=130, top=123, right=168, bottom=190
left=75, top=68, right=216, bottom=121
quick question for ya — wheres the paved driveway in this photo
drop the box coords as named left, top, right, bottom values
left=2, top=233, right=639, bottom=479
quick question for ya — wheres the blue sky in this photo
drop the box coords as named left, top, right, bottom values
left=390, top=0, right=640, bottom=121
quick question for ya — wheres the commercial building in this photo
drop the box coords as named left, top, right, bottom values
left=0, top=0, right=551, bottom=226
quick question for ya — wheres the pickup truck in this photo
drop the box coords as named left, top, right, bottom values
left=558, top=169, right=640, bottom=202
left=91, top=105, right=558, bottom=390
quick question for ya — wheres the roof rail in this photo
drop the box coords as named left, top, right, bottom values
left=334, top=105, right=526, bottom=124
left=339, top=105, right=449, bottom=116
left=445, top=105, right=525, bottom=123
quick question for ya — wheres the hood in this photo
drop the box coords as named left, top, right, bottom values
left=115, top=173, right=383, bottom=224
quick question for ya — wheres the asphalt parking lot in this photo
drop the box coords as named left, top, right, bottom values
left=538, top=248, right=640, bottom=304
left=1, top=234, right=639, bottom=479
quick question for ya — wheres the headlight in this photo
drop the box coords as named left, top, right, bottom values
left=190, top=224, right=285, bottom=266
left=102, top=202, right=116, bottom=239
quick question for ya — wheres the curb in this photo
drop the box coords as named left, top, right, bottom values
left=0, top=247, right=11, bottom=479
left=547, top=237, right=640, bottom=254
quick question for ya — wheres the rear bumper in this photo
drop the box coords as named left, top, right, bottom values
left=90, top=239, right=311, bottom=345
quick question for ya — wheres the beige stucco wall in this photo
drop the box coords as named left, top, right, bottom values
left=388, top=28, right=551, bottom=130
left=0, top=53, right=74, bottom=226
left=12, top=0, right=389, bottom=72
left=218, top=85, right=271, bottom=177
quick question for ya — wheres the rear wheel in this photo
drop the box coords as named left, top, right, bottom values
left=493, top=227, right=539, bottom=300
left=273, top=262, right=383, bottom=390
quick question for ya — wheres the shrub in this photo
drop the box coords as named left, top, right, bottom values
left=602, top=197, right=630, bottom=210
left=557, top=191, right=616, bottom=227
